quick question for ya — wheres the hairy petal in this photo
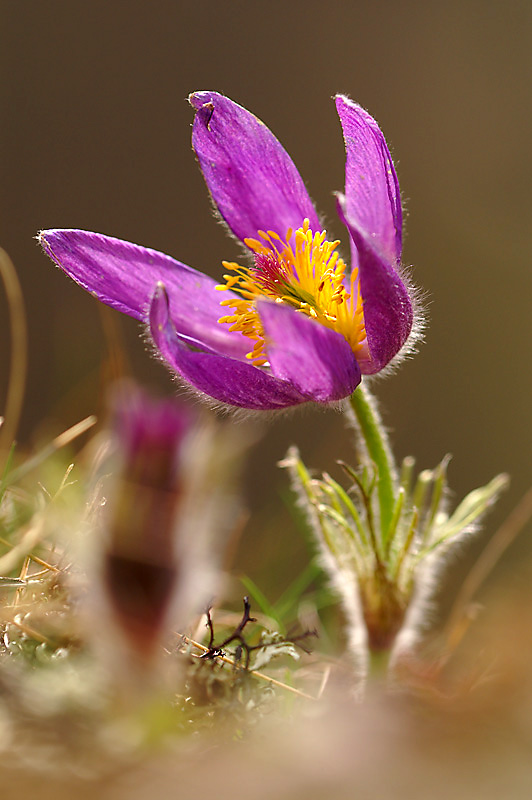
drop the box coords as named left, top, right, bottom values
left=335, top=95, right=402, bottom=265
left=337, top=196, right=413, bottom=374
left=149, top=285, right=308, bottom=410
left=39, top=229, right=250, bottom=359
left=189, top=91, right=320, bottom=243
left=258, top=300, right=361, bottom=401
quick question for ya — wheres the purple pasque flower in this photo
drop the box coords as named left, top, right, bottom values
left=39, top=92, right=415, bottom=410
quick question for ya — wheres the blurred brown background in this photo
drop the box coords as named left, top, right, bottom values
left=1, top=1, right=531, bottom=598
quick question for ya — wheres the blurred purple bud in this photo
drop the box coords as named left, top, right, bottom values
left=100, top=384, right=193, bottom=659
left=90, top=381, right=249, bottom=675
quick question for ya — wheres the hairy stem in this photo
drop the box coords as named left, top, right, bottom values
left=348, top=384, right=397, bottom=546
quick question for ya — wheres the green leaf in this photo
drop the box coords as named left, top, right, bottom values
left=432, top=473, right=509, bottom=544
left=275, top=561, right=322, bottom=620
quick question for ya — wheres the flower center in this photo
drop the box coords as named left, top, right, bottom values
left=215, top=219, right=366, bottom=366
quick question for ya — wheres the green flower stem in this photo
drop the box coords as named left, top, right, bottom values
left=348, top=384, right=397, bottom=545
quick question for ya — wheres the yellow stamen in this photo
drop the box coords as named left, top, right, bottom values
left=216, top=219, right=367, bottom=365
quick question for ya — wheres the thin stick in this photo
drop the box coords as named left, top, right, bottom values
left=0, top=249, right=28, bottom=468
left=178, top=634, right=316, bottom=701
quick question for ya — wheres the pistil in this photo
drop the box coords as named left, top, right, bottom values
left=216, top=219, right=367, bottom=366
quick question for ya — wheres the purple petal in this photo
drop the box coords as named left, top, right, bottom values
left=337, top=197, right=413, bottom=374
left=258, top=300, right=361, bottom=401
left=149, top=285, right=307, bottom=410
left=39, top=229, right=250, bottom=359
left=335, top=95, right=402, bottom=265
left=189, top=91, right=320, bottom=244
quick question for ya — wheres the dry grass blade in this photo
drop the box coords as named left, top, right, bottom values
left=0, top=535, right=60, bottom=572
left=0, top=248, right=28, bottom=467
left=3, top=415, right=97, bottom=487
left=444, top=485, right=532, bottom=652
left=0, top=516, right=45, bottom=574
